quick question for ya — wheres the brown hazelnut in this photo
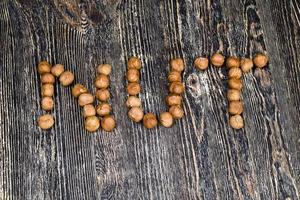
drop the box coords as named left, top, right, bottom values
left=41, top=73, right=55, bottom=84
left=240, top=58, right=253, bottom=73
left=82, top=104, right=96, bottom=118
left=143, top=113, right=158, bottom=129
left=38, top=61, right=51, bottom=74
left=228, top=101, right=244, bottom=115
left=127, top=57, right=142, bottom=69
left=51, top=64, right=64, bottom=77
left=96, top=89, right=110, bottom=102
left=128, top=107, right=144, bottom=122
left=159, top=112, right=173, bottom=128
left=72, top=83, right=88, bottom=98
left=228, top=67, right=242, bottom=79
left=170, top=58, right=185, bottom=72
left=78, top=93, right=94, bottom=107
left=96, top=103, right=112, bottom=117
left=101, top=116, right=116, bottom=132
left=97, top=64, right=112, bottom=75
left=211, top=53, right=225, bottom=67
left=126, top=69, right=140, bottom=83
left=166, top=94, right=182, bottom=106
left=38, top=114, right=54, bottom=129
left=169, top=82, right=184, bottom=94
left=228, top=78, right=243, bottom=90
left=41, top=97, right=54, bottom=111
left=169, top=105, right=184, bottom=119
left=85, top=116, right=100, bottom=132
left=126, top=96, right=142, bottom=107
left=253, top=53, right=268, bottom=68
left=226, top=56, right=240, bottom=68
left=227, top=89, right=241, bottom=101
left=95, top=74, right=109, bottom=89
left=168, top=71, right=182, bottom=82
left=59, top=71, right=74, bottom=86
left=194, top=57, right=209, bottom=70
left=229, top=115, right=244, bottom=129
left=41, top=84, right=54, bottom=97
left=127, top=83, right=141, bottom=95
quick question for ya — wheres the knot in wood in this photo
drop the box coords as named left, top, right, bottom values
left=186, top=73, right=209, bottom=101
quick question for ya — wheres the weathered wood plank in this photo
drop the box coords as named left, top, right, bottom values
left=0, top=0, right=299, bottom=199
left=180, top=0, right=241, bottom=199
left=221, top=0, right=280, bottom=199
left=256, top=1, right=300, bottom=198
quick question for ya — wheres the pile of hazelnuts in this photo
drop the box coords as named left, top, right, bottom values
left=194, top=52, right=269, bottom=129
left=37, top=61, right=74, bottom=129
left=37, top=61, right=115, bottom=132
left=126, top=57, right=185, bottom=129
left=95, top=64, right=116, bottom=132
left=38, top=52, right=268, bottom=132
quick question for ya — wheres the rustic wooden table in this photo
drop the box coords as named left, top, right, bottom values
left=1, top=0, right=299, bottom=199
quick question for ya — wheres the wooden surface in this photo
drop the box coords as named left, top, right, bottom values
left=0, top=0, right=300, bottom=199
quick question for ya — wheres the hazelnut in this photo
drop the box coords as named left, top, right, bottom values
left=59, top=71, right=74, bottom=86
left=170, top=58, right=185, bottom=72
left=169, top=82, right=184, bottom=94
left=229, top=115, right=244, bottom=129
left=101, top=116, right=116, bottom=132
left=95, top=74, right=109, bottom=89
left=228, top=101, right=244, bottom=115
left=228, top=67, right=242, bottom=79
left=96, top=89, right=110, bottom=102
left=72, top=83, right=88, bottom=98
left=85, top=116, right=100, bottom=132
left=41, top=73, right=55, bottom=84
left=159, top=112, right=173, bottom=128
left=82, top=104, right=96, bottom=118
left=97, top=64, right=112, bottom=75
left=128, top=107, right=144, bottom=122
left=168, top=71, right=182, bottom=82
left=194, top=57, right=209, bottom=70
left=227, top=89, right=241, bottom=101
left=228, top=78, right=243, bottom=90
left=240, top=58, right=253, bottom=73
left=127, top=83, right=141, bottom=95
left=126, top=96, right=142, bottom=107
left=38, top=114, right=54, bottom=129
left=41, top=84, right=54, bottom=97
left=166, top=94, right=182, bottom=106
left=78, top=93, right=94, bottom=106
left=41, top=97, right=54, bottom=111
left=226, top=56, right=240, bottom=68
left=96, top=103, right=112, bottom=116
left=211, top=53, right=225, bottom=67
left=127, top=57, right=142, bottom=69
left=143, top=113, right=158, bottom=129
left=253, top=53, right=268, bottom=68
left=126, top=69, right=140, bottom=83
left=38, top=61, right=51, bottom=74
left=51, top=64, right=64, bottom=77
left=169, top=105, right=184, bottom=119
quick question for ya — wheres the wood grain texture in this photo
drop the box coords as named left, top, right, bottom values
left=0, top=0, right=299, bottom=199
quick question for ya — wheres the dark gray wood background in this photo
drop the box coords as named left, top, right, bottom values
left=1, top=0, right=300, bottom=199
